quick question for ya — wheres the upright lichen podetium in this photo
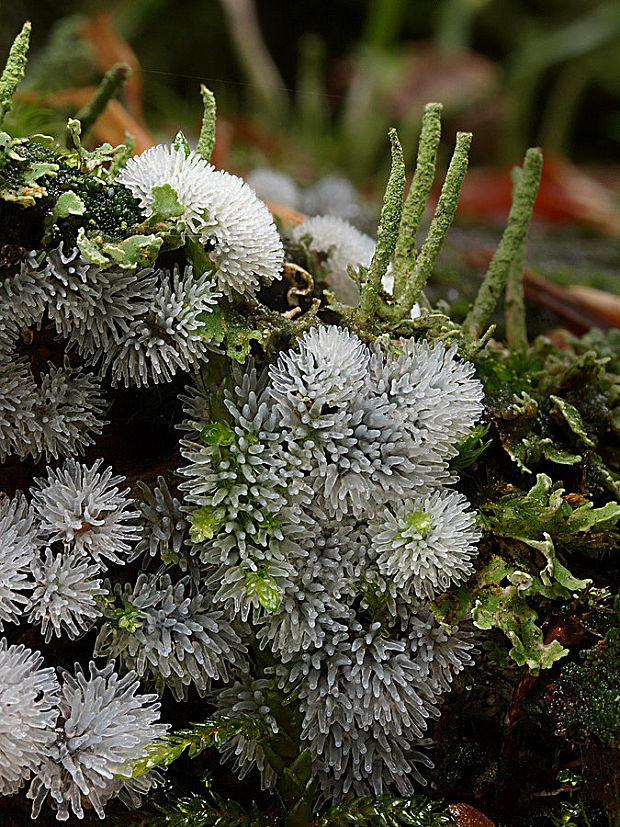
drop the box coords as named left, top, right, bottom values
left=74, top=63, right=132, bottom=137
left=356, top=127, right=405, bottom=331
left=464, top=147, right=543, bottom=341
left=197, top=85, right=217, bottom=161
left=396, top=130, right=472, bottom=319
left=0, top=21, right=30, bottom=127
left=504, top=165, right=529, bottom=350
left=392, top=102, right=443, bottom=301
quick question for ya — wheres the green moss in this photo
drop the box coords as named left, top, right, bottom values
left=549, top=627, right=620, bottom=746
left=0, top=137, right=145, bottom=243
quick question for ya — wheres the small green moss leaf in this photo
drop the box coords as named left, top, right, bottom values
left=190, top=505, right=225, bottom=543
left=452, top=423, right=492, bottom=471
left=245, top=572, right=280, bottom=612
left=200, top=421, right=235, bottom=446
left=549, top=628, right=620, bottom=746
left=403, top=509, right=433, bottom=536
left=117, top=602, right=143, bottom=633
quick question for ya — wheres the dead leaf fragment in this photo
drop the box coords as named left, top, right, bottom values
left=449, top=802, right=495, bottom=827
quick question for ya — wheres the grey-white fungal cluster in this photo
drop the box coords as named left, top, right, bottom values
left=0, top=248, right=219, bottom=460
left=293, top=215, right=377, bottom=305
left=0, top=640, right=167, bottom=821
left=181, top=324, right=484, bottom=800
left=0, top=640, right=59, bottom=797
left=0, top=122, right=488, bottom=814
left=118, top=141, right=284, bottom=299
left=0, top=138, right=285, bottom=462
left=0, top=461, right=225, bottom=819
left=212, top=665, right=279, bottom=791
left=27, top=661, right=168, bottom=821
left=1, top=462, right=218, bottom=675
left=94, top=572, right=244, bottom=699
left=1, top=459, right=136, bottom=642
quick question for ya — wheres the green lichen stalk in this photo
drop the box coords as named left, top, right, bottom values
left=392, top=102, right=443, bottom=300
left=397, top=130, right=472, bottom=318
left=504, top=166, right=528, bottom=350
left=74, top=62, right=131, bottom=136
left=356, top=127, right=405, bottom=329
left=464, top=147, right=543, bottom=340
left=197, top=84, right=217, bottom=161
left=0, top=21, right=31, bottom=126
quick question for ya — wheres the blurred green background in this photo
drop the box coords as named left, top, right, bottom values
left=3, top=0, right=620, bottom=177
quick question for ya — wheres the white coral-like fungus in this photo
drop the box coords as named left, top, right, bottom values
left=293, top=215, right=376, bottom=305
left=0, top=492, right=37, bottom=629
left=0, top=257, right=47, bottom=345
left=0, top=355, right=40, bottom=460
left=269, top=327, right=431, bottom=517
left=214, top=667, right=279, bottom=791
left=403, top=602, right=476, bottom=694
left=30, top=458, right=140, bottom=567
left=33, top=243, right=157, bottom=356
left=371, top=338, right=485, bottom=461
left=32, top=359, right=107, bottom=461
left=95, top=573, right=244, bottom=699
left=97, top=266, right=219, bottom=387
left=180, top=365, right=306, bottom=615
left=28, top=661, right=167, bottom=821
left=178, top=325, right=486, bottom=800
left=0, top=641, right=59, bottom=796
left=176, top=369, right=211, bottom=440
left=270, top=325, right=369, bottom=408
left=0, top=352, right=107, bottom=463
left=301, top=176, right=362, bottom=224
left=117, top=143, right=284, bottom=298
left=247, top=167, right=301, bottom=210
left=131, top=476, right=188, bottom=561
left=196, top=168, right=284, bottom=298
left=370, top=490, right=480, bottom=598
left=256, top=509, right=358, bottom=659
left=116, top=142, right=216, bottom=231
left=28, top=549, right=106, bottom=642
left=278, top=623, right=438, bottom=801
